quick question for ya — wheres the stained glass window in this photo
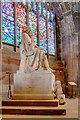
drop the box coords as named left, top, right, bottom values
left=33, top=2, right=37, bottom=12
left=43, top=0, right=46, bottom=3
left=29, top=10, right=37, bottom=45
left=51, top=9, right=54, bottom=21
left=38, top=2, right=42, bottom=14
left=22, top=2, right=26, bottom=6
left=47, top=9, right=50, bottom=19
left=48, top=21, right=55, bottom=55
left=47, top=2, right=50, bottom=6
left=22, top=0, right=26, bottom=5
left=2, top=2, right=55, bottom=55
left=28, top=0, right=32, bottom=9
left=2, top=2, right=14, bottom=44
left=39, top=16, right=47, bottom=53
left=43, top=6, right=46, bottom=17
left=16, top=4, right=26, bottom=45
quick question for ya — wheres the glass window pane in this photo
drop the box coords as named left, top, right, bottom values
left=43, top=0, right=46, bottom=3
left=47, top=9, right=50, bottom=19
left=29, top=10, right=37, bottom=45
left=16, top=4, right=26, bottom=45
left=47, top=2, right=50, bottom=6
left=39, top=16, right=47, bottom=53
left=38, top=2, right=41, bottom=14
left=33, top=2, right=37, bottom=12
left=22, top=2, right=26, bottom=6
left=48, top=21, right=55, bottom=55
left=22, top=0, right=26, bottom=6
left=28, top=0, right=32, bottom=9
left=2, top=2, right=14, bottom=44
left=51, top=9, right=54, bottom=21
left=43, top=6, right=46, bottom=17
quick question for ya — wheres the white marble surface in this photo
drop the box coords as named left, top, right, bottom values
left=13, top=68, right=55, bottom=100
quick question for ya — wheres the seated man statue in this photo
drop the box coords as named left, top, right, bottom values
left=13, top=26, right=55, bottom=100
left=20, top=26, right=53, bottom=73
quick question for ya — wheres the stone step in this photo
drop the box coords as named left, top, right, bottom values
left=0, top=106, right=66, bottom=115
left=2, top=100, right=59, bottom=107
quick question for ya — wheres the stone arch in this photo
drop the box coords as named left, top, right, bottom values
left=53, top=2, right=78, bottom=90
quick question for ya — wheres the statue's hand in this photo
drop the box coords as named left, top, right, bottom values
left=50, top=68, right=55, bottom=73
left=35, top=45, right=38, bottom=48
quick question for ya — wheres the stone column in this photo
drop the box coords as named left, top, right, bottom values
left=14, top=2, right=17, bottom=52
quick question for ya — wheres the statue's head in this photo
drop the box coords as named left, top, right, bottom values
left=23, top=26, right=32, bottom=37
left=22, top=26, right=33, bottom=51
left=56, top=81, right=61, bottom=88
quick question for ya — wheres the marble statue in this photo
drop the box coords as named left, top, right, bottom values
left=13, top=26, right=55, bottom=100
left=55, top=81, right=65, bottom=104
left=20, top=26, right=52, bottom=73
left=55, top=81, right=63, bottom=100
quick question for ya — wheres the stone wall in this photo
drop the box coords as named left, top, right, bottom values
left=53, top=2, right=78, bottom=85
left=52, top=2, right=79, bottom=97
left=1, top=45, right=20, bottom=100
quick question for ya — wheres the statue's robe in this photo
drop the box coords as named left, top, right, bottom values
left=21, top=32, right=50, bottom=73
left=12, top=32, right=55, bottom=100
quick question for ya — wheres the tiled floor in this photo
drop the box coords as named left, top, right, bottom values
left=0, top=98, right=79, bottom=119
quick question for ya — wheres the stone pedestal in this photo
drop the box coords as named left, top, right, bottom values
left=12, top=69, right=55, bottom=100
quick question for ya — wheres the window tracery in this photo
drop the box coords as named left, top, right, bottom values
left=2, top=2, right=56, bottom=55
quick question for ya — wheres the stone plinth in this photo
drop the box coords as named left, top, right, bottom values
left=12, top=69, right=55, bottom=100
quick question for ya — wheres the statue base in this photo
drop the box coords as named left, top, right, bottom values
left=12, top=69, right=55, bottom=100
left=12, top=94, right=54, bottom=100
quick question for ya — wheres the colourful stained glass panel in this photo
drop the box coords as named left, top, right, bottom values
left=2, top=2, right=14, bottom=44
left=47, top=2, right=50, bottom=6
left=47, top=9, right=50, bottom=19
left=28, top=1, right=32, bottom=9
left=38, top=2, right=41, bottom=14
left=29, top=10, right=37, bottom=45
left=33, top=2, right=37, bottom=12
left=22, top=2, right=26, bottom=6
left=39, top=16, right=47, bottom=53
left=43, top=6, right=46, bottom=17
left=21, top=0, right=26, bottom=6
left=51, top=9, right=54, bottom=21
left=16, top=4, right=26, bottom=45
left=48, top=21, right=55, bottom=55
left=43, top=0, right=46, bottom=3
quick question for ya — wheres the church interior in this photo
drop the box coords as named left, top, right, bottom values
left=0, top=1, right=79, bottom=119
